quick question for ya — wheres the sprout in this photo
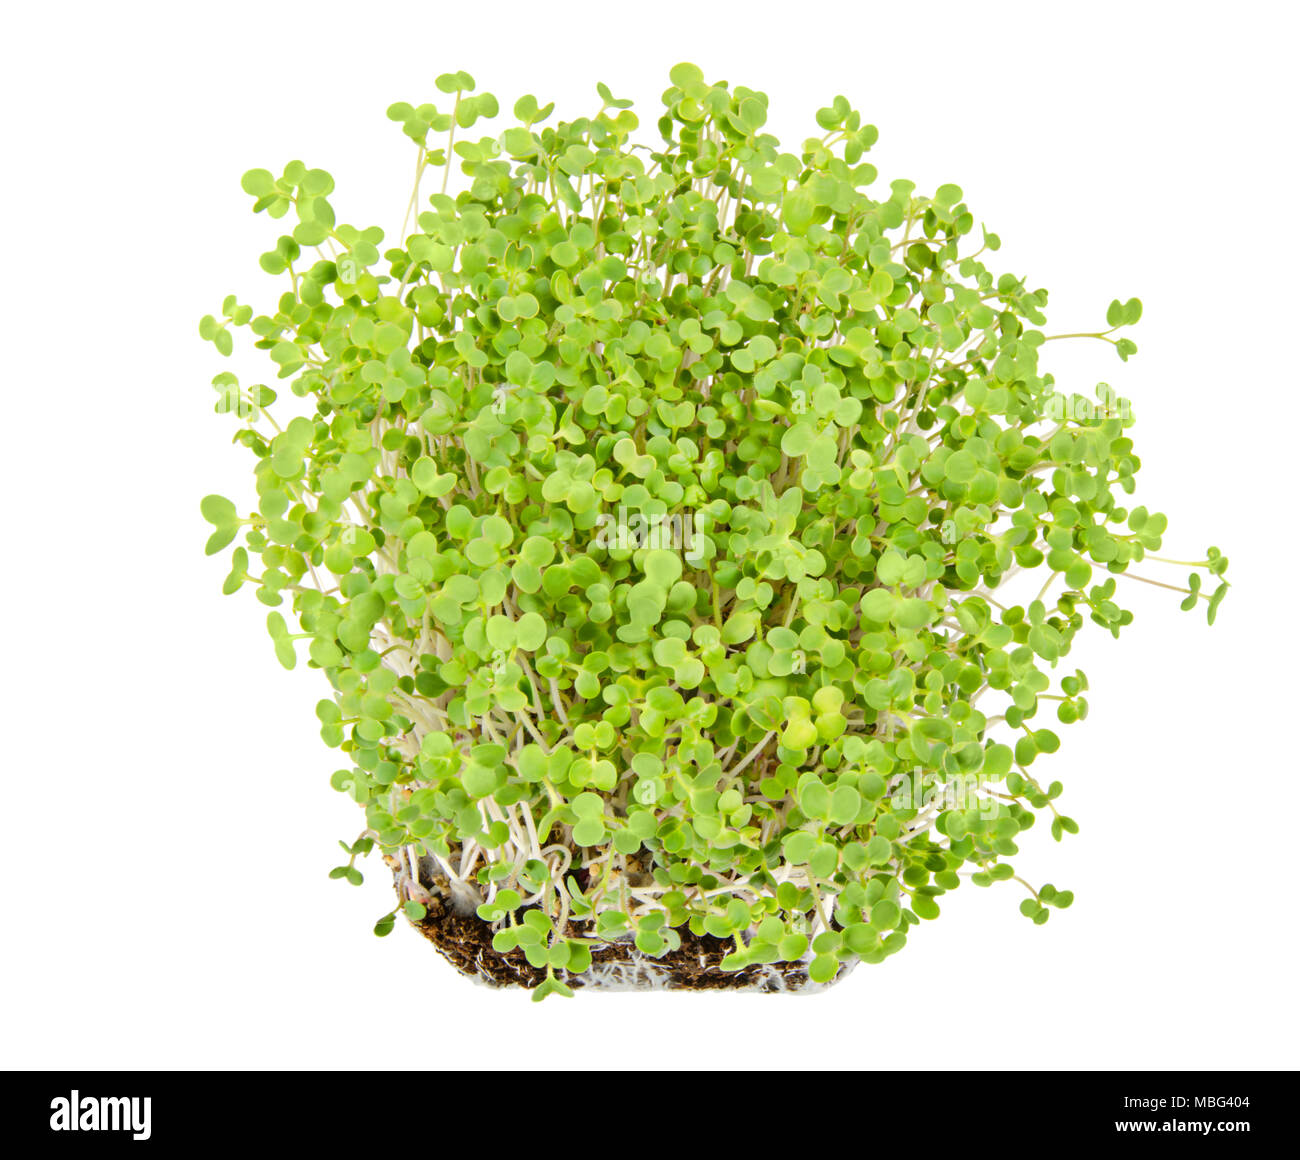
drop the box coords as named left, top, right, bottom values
left=200, top=65, right=1228, bottom=997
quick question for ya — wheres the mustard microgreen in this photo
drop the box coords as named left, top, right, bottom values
left=200, top=65, right=1228, bottom=997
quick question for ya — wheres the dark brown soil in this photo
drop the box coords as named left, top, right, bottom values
left=412, top=894, right=828, bottom=992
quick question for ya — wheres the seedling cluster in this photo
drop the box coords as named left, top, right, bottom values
left=201, top=65, right=1227, bottom=997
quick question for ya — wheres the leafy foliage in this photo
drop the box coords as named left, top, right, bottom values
left=200, top=65, right=1228, bottom=996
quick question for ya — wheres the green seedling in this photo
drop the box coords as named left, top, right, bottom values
left=200, top=64, right=1228, bottom=996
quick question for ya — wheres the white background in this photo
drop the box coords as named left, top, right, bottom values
left=3, top=0, right=1296, bottom=1070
